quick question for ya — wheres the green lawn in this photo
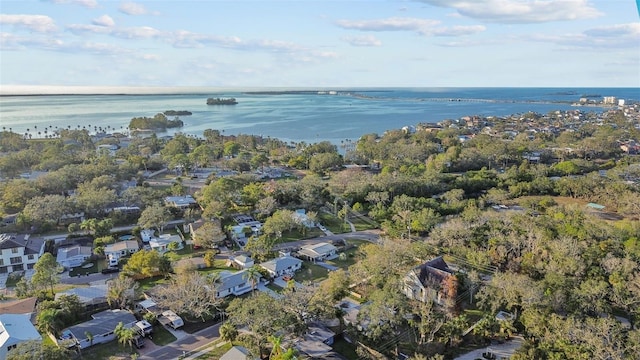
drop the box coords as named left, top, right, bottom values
left=319, top=213, right=352, bottom=234
left=294, top=263, right=331, bottom=283
left=195, top=341, right=233, bottom=359
left=150, top=325, right=177, bottom=345
left=349, top=215, right=379, bottom=231
left=69, top=259, right=108, bottom=277
left=77, top=341, right=138, bottom=359
left=277, top=227, right=325, bottom=242
left=326, top=248, right=359, bottom=270
left=138, top=275, right=169, bottom=292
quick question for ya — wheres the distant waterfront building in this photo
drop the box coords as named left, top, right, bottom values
left=603, top=96, right=616, bottom=105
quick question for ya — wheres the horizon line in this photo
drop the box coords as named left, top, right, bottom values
left=1, top=85, right=636, bottom=96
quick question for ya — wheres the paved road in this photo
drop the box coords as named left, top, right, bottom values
left=139, top=322, right=222, bottom=360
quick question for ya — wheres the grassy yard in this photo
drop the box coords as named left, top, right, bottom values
left=349, top=215, right=378, bottom=231
left=77, top=341, right=139, bottom=360
left=150, top=325, right=176, bottom=345
left=326, top=249, right=359, bottom=270
left=69, top=259, right=108, bottom=277
left=138, top=276, right=169, bottom=292
left=294, top=263, right=331, bottom=283
left=195, top=341, right=233, bottom=359
left=277, top=227, right=326, bottom=242
left=319, top=213, right=352, bottom=234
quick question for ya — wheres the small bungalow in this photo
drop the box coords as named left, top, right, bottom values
left=164, top=195, right=198, bottom=209
left=220, top=345, right=255, bottom=360
left=149, top=234, right=183, bottom=253
left=60, top=309, right=137, bottom=349
left=56, top=245, right=93, bottom=269
left=259, top=256, right=302, bottom=278
left=227, top=255, right=254, bottom=269
left=215, top=270, right=254, bottom=298
left=104, top=240, right=140, bottom=258
left=297, top=242, right=338, bottom=262
left=292, top=209, right=315, bottom=228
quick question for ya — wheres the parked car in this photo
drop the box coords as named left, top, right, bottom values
left=282, top=275, right=292, bottom=281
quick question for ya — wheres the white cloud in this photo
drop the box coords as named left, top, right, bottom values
left=112, top=26, right=162, bottom=39
left=335, top=17, right=439, bottom=32
left=341, top=35, right=382, bottom=47
left=67, top=24, right=113, bottom=35
left=92, top=15, right=115, bottom=27
left=525, top=23, right=640, bottom=49
left=119, top=1, right=150, bottom=16
left=584, top=23, right=640, bottom=38
left=416, top=0, right=602, bottom=23
left=0, top=14, right=57, bottom=33
left=45, top=0, right=98, bottom=8
left=431, top=25, right=486, bottom=36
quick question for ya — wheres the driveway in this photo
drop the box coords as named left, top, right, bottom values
left=138, top=322, right=222, bottom=360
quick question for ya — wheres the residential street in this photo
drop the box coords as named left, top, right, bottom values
left=138, top=322, right=222, bottom=360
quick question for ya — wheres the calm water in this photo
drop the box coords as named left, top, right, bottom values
left=1, top=88, right=638, bottom=144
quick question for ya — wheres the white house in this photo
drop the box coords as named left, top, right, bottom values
left=56, top=245, right=92, bottom=269
left=0, top=233, right=44, bottom=274
left=149, top=234, right=183, bottom=253
left=104, top=240, right=140, bottom=267
left=297, top=242, right=338, bottom=262
left=60, top=309, right=137, bottom=349
left=0, top=313, right=42, bottom=359
left=164, top=195, right=198, bottom=209
left=259, top=256, right=302, bottom=278
left=227, top=255, right=254, bottom=269
left=140, top=229, right=155, bottom=243
left=215, top=270, right=254, bottom=298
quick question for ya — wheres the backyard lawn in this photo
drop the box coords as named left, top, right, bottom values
left=195, top=341, right=233, bottom=359
left=294, top=263, right=331, bottom=283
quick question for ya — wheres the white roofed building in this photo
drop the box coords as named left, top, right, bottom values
left=0, top=313, right=42, bottom=359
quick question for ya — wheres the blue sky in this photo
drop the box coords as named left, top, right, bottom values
left=1, top=0, right=638, bottom=89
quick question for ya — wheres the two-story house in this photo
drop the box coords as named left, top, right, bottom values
left=402, top=256, right=458, bottom=307
left=0, top=233, right=44, bottom=274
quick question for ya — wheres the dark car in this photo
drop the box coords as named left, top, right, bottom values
left=101, top=267, right=120, bottom=274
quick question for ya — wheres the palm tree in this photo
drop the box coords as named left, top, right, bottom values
left=85, top=331, right=94, bottom=347
left=243, top=266, right=262, bottom=295
left=36, top=308, right=62, bottom=337
left=114, top=322, right=136, bottom=349
left=219, top=322, right=238, bottom=342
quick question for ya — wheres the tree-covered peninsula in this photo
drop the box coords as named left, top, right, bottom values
left=128, top=113, right=184, bottom=130
left=206, top=97, right=238, bottom=105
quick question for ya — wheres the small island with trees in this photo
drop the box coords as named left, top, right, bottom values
left=163, top=110, right=192, bottom=116
left=206, top=97, right=238, bottom=105
left=128, top=113, right=184, bottom=131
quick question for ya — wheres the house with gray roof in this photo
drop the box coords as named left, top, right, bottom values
left=259, top=255, right=302, bottom=278
left=402, top=256, right=457, bottom=306
left=56, top=284, right=108, bottom=307
left=220, top=345, right=255, bottom=360
left=215, top=270, right=254, bottom=298
left=56, top=244, right=92, bottom=269
left=60, top=309, right=137, bottom=349
left=0, top=233, right=44, bottom=274
left=298, top=242, right=338, bottom=262
left=0, top=313, right=42, bottom=360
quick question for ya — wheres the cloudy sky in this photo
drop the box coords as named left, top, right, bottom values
left=1, top=0, right=638, bottom=88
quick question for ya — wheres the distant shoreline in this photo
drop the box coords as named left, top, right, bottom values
left=1, top=86, right=637, bottom=97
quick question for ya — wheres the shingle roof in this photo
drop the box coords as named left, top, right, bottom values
left=64, top=310, right=136, bottom=339
left=259, top=256, right=302, bottom=273
left=0, top=233, right=25, bottom=250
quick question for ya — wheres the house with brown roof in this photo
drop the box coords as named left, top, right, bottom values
left=402, top=256, right=457, bottom=306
